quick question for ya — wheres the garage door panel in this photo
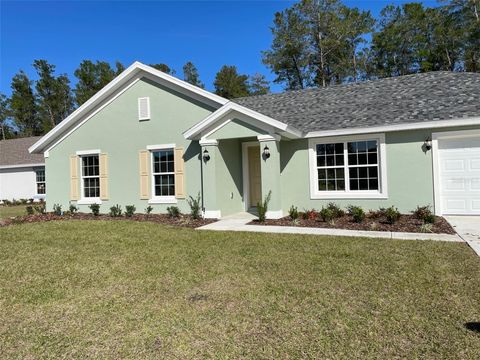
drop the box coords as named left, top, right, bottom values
left=438, top=135, right=480, bottom=215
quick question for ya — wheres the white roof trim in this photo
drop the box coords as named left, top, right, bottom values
left=183, top=101, right=303, bottom=140
left=29, top=61, right=229, bottom=154
left=0, top=163, right=45, bottom=170
left=305, top=116, right=480, bottom=138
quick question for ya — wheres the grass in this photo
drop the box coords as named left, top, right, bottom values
left=0, top=205, right=26, bottom=219
left=0, top=220, right=479, bottom=358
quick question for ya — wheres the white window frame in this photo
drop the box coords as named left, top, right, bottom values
left=148, top=144, right=177, bottom=204
left=35, top=168, right=46, bottom=196
left=308, top=133, right=388, bottom=199
left=138, top=97, right=151, bottom=121
left=78, top=153, right=102, bottom=204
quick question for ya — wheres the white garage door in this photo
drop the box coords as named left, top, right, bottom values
left=437, top=136, right=480, bottom=215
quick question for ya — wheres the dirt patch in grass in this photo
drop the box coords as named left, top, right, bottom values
left=249, top=214, right=456, bottom=234
left=0, top=212, right=215, bottom=228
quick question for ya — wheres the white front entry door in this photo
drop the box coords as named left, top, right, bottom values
left=437, top=136, right=480, bottom=215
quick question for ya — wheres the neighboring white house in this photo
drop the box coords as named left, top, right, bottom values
left=0, top=137, right=46, bottom=201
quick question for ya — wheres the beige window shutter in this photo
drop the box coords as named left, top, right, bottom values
left=69, top=155, right=80, bottom=200
left=139, top=150, right=150, bottom=199
left=99, top=153, right=109, bottom=200
left=174, top=147, right=185, bottom=199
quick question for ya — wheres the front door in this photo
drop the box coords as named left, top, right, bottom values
left=247, top=146, right=262, bottom=208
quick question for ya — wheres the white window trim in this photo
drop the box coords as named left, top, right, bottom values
left=35, top=169, right=46, bottom=196
left=148, top=145, right=178, bottom=204
left=138, top=97, right=150, bottom=121
left=308, top=133, right=388, bottom=199
left=79, top=153, right=102, bottom=204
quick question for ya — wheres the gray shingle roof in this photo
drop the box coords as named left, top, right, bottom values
left=0, top=137, right=44, bottom=167
left=234, top=71, right=480, bottom=133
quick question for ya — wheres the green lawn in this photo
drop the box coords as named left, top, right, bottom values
left=0, top=205, right=26, bottom=219
left=0, top=220, right=479, bottom=358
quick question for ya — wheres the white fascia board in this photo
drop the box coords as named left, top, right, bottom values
left=29, top=61, right=229, bottom=154
left=0, top=163, right=45, bottom=170
left=183, top=102, right=303, bottom=140
left=305, top=116, right=480, bottom=138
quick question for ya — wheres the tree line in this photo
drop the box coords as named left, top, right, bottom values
left=1, top=0, right=478, bottom=140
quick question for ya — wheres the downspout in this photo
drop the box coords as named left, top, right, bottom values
left=200, top=147, right=205, bottom=215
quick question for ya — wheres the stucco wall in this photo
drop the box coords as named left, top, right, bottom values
left=0, top=166, right=44, bottom=200
left=46, top=77, right=215, bottom=213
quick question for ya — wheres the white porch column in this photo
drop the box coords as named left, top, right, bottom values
left=199, top=139, right=221, bottom=219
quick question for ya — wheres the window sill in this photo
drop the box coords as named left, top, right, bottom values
left=77, top=198, right=102, bottom=205
left=148, top=197, right=177, bottom=204
left=310, top=192, right=388, bottom=200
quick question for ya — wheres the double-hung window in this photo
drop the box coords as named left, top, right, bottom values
left=36, top=169, right=46, bottom=195
left=81, top=155, right=100, bottom=198
left=151, top=149, right=175, bottom=200
left=309, top=134, right=387, bottom=199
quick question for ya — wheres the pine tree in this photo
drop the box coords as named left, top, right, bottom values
left=149, top=63, right=175, bottom=75
left=182, top=61, right=204, bottom=88
left=74, top=60, right=119, bottom=105
left=213, top=65, right=250, bottom=99
left=248, top=74, right=270, bottom=95
left=10, top=71, right=41, bottom=136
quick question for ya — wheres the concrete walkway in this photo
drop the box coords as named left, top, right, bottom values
left=445, top=216, right=480, bottom=256
left=199, top=213, right=462, bottom=242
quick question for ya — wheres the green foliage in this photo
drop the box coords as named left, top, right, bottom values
left=149, top=63, right=175, bottom=75
left=53, top=204, right=62, bottom=216
left=187, top=193, right=202, bottom=220
left=125, top=205, right=136, bottom=217
left=145, top=205, right=153, bottom=215
left=166, top=206, right=181, bottom=218
left=326, top=202, right=345, bottom=218
left=89, top=203, right=100, bottom=216
left=33, top=203, right=45, bottom=214
left=412, top=206, right=435, bottom=224
left=109, top=204, right=122, bottom=217
left=0, top=93, right=12, bottom=140
left=248, top=73, right=270, bottom=95
left=182, top=61, right=204, bottom=88
left=383, top=206, right=401, bottom=225
left=347, top=205, right=365, bottom=223
left=319, top=207, right=334, bottom=223
left=69, top=204, right=78, bottom=214
left=302, top=209, right=317, bottom=220
left=33, top=60, right=74, bottom=132
left=288, top=205, right=299, bottom=221
left=420, top=223, right=433, bottom=233
left=9, top=71, right=40, bottom=136
left=257, top=191, right=272, bottom=223
left=26, top=206, right=34, bottom=215
left=214, top=65, right=250, bottom=99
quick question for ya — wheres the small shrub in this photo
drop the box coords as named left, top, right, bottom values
left=420, top=223, right=433, bottom=233
left=412, top=205, right=435, bottom=224
left=347, top=205, right=365, bottom=223
left=145, top=205, right=153, bottom=215
left=288, top=205, right=299, bottom=221
left=257, top=191, right=272, bottom=223
left=187, top=192, right=202, bottom=220
left=369, top=222, right=379, bottom=231
left=20, top=198, right=28, bottom=205
left=167, top=206, right=181, bottom=218
left=302, top=209, right=317, bottom=220
left=26, top=205, right=34, bottom=215
left=125, top=205, right=136, bottom=217
left=33, top=203, right=45, bottom=214
left=89, top=203, right=100, bottom=216
left=384, top=206, right=401, bottom=224
left=319, top=207, right=334, bottom=223
left=69, top=204, right=78, bottom=214
left=327, top=202, right=345, bottom=218
left=109, top=204, right=122, bottom=217
left=53, top=204, right=62, bottom=216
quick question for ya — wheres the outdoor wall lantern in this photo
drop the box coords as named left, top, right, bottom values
left=203, top=148, right=210, bottom=162
left=263, top=145, right=271, bottom=159
left=423, top=137, right=432, bottom=151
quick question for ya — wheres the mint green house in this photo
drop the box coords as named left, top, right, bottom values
left=29, top=62, right=480, bottom=218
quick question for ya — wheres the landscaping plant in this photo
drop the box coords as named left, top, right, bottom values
left=187, top=193, right=202, bottom=220
left=347, top=205, right=365, bottom=223
left=109, top=204, right=122, bottom=217
left=412, top=205, right=435, bottom=224
left=69, top=204, right=78, bottom=214
left=302, top=209, right=317, bottom=220
left=25, top=206, right=34, bottom=215
left=319, top=207, right=334, bottom=223
left=33, top=203, right=45, bottom=214
left=145, top=205, right=153, bottom=215
left=167, top=206, right=181, bottom=218
left=257, top=191, right=272, bottom=223
left=327, top=202, right=345, bottom=218
left=383, top=206, right=401, bottom=224
left=53, top=204, right=62, bottom=216
left=125, top=205, right=136, bottom=217
left=288, top=205, right=299, bottom=221
left=89, top=203, right=100, bottom=216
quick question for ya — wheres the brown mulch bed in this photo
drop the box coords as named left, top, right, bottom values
left=249, top=214, right=456, bottom=235
left=0, top=213, right=215, bottom=229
